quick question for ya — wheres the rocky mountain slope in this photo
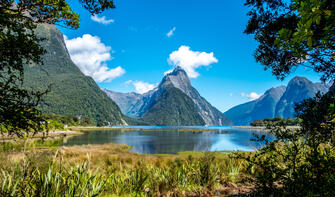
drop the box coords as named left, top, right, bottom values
left=140, top=87, right=205, bottom=126
left=104, top=66, right=232, bottom=125
left=225, top=77, right=329, bottom=125
left=103, top=90, right=143, bottom=118
left=159, top=67, right=232, bottom=125
left=24, top=24, right=127, bottom=126
left=225, top=86, right=286, bottom=126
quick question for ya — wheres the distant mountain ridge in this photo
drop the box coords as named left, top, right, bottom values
left=275, top=77, right=329, bottom=118
left=104, top=66, right=232, bottom=126
left=24, top=24, right=127, bottom=125
left=104, top=90, right=143, bottom=118
left=224, top=76, right=330, bottom=125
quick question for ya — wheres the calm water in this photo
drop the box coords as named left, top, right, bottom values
left=62, top=126, right=273, bottom=154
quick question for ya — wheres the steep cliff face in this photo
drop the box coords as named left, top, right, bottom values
left=253, top=86, right=287, bottom=120
left=160, top=67, right=232, bottom=125
left=103, top=90, right=143, bottom=118
left=225, top=76, right=329, bottom=125
left=105, top=66, right=232, bottom=126
left=24, top=24, right=126, bottom=125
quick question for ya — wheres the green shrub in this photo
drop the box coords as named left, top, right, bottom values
left=239, top=91, right=335, bottom=196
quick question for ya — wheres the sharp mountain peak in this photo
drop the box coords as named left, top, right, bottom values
left=105, top=65, right=233, bottom=126
left=162, top=66, right=191, bottom=93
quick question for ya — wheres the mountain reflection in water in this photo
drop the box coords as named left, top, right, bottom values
left=62, top=126, right=273, bottom=154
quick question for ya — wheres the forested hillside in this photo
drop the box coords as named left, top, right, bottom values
left=24, top=24, right=126, bottom=126
left=140, top=87, right=205, bottom=126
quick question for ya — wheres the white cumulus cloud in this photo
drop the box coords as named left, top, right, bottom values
left=133, top=81, right=156, bottom=94
left=166, top=27, right=176, bottom=37
left=168, top=46, right=218, bottom=78
left=241, top=92, right=262, bottom=101
left=91, top=15, right=114, bottom=24
left=64, top=34, right=125, bottom=82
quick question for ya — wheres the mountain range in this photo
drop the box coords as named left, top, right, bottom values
left=224, top=76, right=330, bottom=125
left=23, top=25, right=331, bottom=127
left=104, top=67, right=233, bottom=126
left=23, top=24, right=229, bottom=126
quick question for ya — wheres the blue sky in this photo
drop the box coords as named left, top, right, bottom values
left=60, top=0, right=322, bottom=112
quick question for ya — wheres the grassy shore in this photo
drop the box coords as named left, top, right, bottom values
left=0, top=140, right=255, bottom=196
left=0, top=126, right=220, bottom=142
left=0, top=127, right=259, bottom=196
left=0, top=130, right=82, bottom=140
left=233, top=125, right=300, bottom=131
left=0, top=125, right=273, bottom=141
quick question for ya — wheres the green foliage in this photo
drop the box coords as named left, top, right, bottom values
left=250, top=117, right=302, bottom=126
left=0, top=139, right=63, bottom=152
left=0, top=80, right=47, bottom=136
left=79, top=0, right=115, bottom=14
left=0, top=0, right=80, bottom=137
left=244, top=1, right=335, bottom=195
left=245, top=0, right=335, bottom=82
left=103, top=153, right=238, bottom=195
left=197, top=152, right=218, bottom=188
left=45, top=119, right=65, bottom=131
left=140, top=87, right=205, bottom=126
left=0, top=0, right=116, bottom=137
left=43, top=114, right=93, bottom=127
left=295, top=91, right=335, bottom=144
left=0, top=149, right=249, bottom=196
left=237, top=90, right=335, bottom=196
left=0, top=162, right=105, bottom=196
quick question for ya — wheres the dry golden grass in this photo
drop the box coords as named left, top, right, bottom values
left=0, top=142, right=255, bottom=196
left=58, top=143, right=195, bottom=172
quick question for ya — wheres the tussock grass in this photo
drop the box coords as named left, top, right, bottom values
left=0, top=142, right=254, bottom=196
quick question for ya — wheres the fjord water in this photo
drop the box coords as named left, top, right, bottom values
left=62, top=126, right=272, bottom=154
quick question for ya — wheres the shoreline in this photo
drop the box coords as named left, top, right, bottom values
left=233, top=125, right=300, bottom=131
left=0, top=130, right=83, bottom=141
left=71, top=125, right=296, bottom=132
left=233, top=126, right=269, bottom=130
left=0, top=125, right=300, bottom=140
left=69, top=126, right=221, bottom=132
